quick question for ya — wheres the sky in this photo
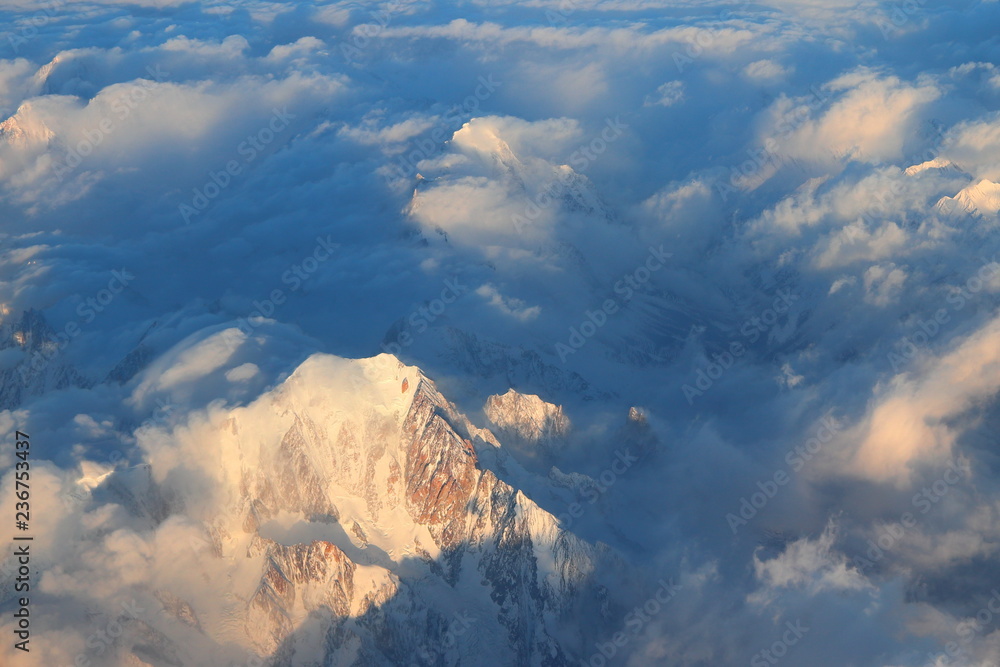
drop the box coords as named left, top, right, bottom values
left=1, top=0, right=1000, bottom=665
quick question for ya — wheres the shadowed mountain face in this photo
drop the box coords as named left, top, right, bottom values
left=0, top=309, right=90, bottom=409
left=5, top=0, right=1000, bottom=665
left=45, top=353, right=638, bottom=666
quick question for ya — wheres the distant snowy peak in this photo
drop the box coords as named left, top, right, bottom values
left=621, top=406, right=658, bottom=457
left=903, top=157, right=967, bottom=177
left=552, top=163, right=618, bottom=223
left=936, top=179, right=1000, bottom=217
left=406, top=117, right=618, bottom=248
left=32, top=55, right=62, bottom=91
left=484, top=388, right=571, bottom=448
left=32, top=53, right=94, bottom=97
left=0, top=103, right=55, bottom=149
left=451, top=120, right=526, bottom=184
left=627, top=406, right=647, bottom=424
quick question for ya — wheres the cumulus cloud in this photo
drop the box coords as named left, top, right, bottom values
left=643, top=80, right=685, bottom=107
left=763, top=70, right=942, bottom=165
left=841, top=314, right=1000, bottom=484
left=3, top=0, right=1000, bottom=664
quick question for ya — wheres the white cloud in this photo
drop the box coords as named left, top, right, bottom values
left=744, top=59, right=791, bottom=81
left=644, top=80, right=685, bottom=107
left=476, top=283, right=541, bottom=321
left=777, top=70, right=942, bottom=164
left=838, top=313, right=1000, bottom=483
left=749, top=521, right=872, bottom=607
left=5, top=0, right=1000, bottom=664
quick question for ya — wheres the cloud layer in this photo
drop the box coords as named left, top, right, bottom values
left=2, top=0, right=1000, bottom=665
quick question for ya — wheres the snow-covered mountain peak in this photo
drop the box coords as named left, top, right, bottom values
left=452, top=119, right=519, bottom=162
left=33, top=55, right=63, bottom=88
left=903, top=156, right=965, bottom=176
left=0, top=103, right=55, bottom=149
left=119, top=352, right=624, bottom=664
left=936, top=178, right=1000, bottom=217
left=448, top=118, right=528, bottom=193
left=483, top=388, right=571, bottom=447
left=275, top=352, right=424, bottom=421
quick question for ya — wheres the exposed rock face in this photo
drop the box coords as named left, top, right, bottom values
left=246, top=537, right=366, bottom=653
left=102, top=354, right=626, bottom=666
left=483, top=389, right=571, bottom=452
left=0, top=103, right=55, bottom=149
left=0, top=308, right=90, bottom=409
left=621, top=406, right=658, bottom=458
left=403, top=384, right=482, bottom=548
